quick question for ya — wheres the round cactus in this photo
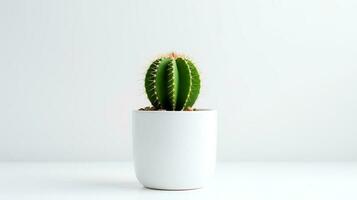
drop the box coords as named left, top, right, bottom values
left=145, top=53, right=201, bottom=111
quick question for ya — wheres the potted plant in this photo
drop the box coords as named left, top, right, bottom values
left=132, top=53, right=217, bottom=190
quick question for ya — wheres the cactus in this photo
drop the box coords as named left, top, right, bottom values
left=145, top=53, right=201, bottom=111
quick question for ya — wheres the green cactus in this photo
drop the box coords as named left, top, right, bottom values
left=145, top=53, right=201, bottom=111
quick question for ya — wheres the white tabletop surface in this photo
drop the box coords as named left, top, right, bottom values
left=0, top=162, right=356, bottom=200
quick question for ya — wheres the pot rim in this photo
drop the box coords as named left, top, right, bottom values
left=133, top=109, right=216, bottom=113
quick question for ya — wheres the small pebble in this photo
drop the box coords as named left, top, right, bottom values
left=185, top=107, right=194, bottom=111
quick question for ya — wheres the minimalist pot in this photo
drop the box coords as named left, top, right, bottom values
left=132, top=110, right=217, bottom=190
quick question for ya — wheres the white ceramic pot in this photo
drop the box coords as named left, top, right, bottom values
left=132, top=110, right=217, bottom=190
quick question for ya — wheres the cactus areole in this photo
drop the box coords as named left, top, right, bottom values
left=144, top=53, right=201, bottom=111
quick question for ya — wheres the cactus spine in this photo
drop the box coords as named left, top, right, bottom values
left=145, top=53, right=201, bottom=111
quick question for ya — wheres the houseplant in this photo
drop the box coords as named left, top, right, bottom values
left=132, top=53, right=217, bottom=190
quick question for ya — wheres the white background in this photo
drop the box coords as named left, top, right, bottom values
left=0, top=0, right=356, bottom=161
